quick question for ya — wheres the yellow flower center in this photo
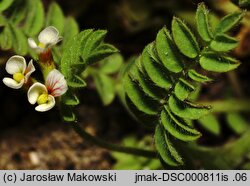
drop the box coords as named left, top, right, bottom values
left=38, top=42, right=46, bottom=48
left=13, top=73, right=24, bottom=83
left=37, top=93, right=49, bottom=105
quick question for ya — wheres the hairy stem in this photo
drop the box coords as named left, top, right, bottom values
left=71, top=122, right=157, bottom=158
left=199, top=99, right=250, bottom=113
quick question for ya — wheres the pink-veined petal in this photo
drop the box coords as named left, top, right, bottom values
left=27, top=82, right=47, bottom=105
left=3, top=77, right=24, bottom=89
left=45, top=69, right=68, bottom=97
left=24, top=60, right=36, bottom=83
left=35, top=95, right=55, bottom=112
left=6, top=55, right=26, bottom=74
left=38, top=26, right=60, bottom=46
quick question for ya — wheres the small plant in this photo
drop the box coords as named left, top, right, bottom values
left=0, top=0, right=249, bottom=169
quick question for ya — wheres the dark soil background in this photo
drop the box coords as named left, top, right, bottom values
left=0, top=0, right=250, bottom=169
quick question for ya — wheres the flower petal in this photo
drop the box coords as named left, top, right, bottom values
left=6, top=55, right=26, bottom=74
left=28, top=38, right=45, bottom=53
left=28, top=38, right=38, bottom=48
left=24, top=60, right=36, bottom=83
left=35, top=95, right=55, bottom=112
left=3, top=77, right=24, bottom=89
left=38, top=26, right=60, bottom=46
left=27, top=82, right=47, bottom=105
left=45, top=69, right=68, bottom=97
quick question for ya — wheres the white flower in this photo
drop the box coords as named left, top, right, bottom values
left=28, top=26, right=62, bottom=53
left=2, top=55, right=35, bottom=89
left=27, top=69, right=68, bottom=112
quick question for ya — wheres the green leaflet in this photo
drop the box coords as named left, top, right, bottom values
left=124, top=74, right=159, bottom=115
left=92, top=72, right=115, bottom=106
left=226, top=112, right=249, bottom=134
left=188, top=69, right=212, bottom=83
left=161, top=106, right=201, bottom=141
left=82, top=30, right=107, bottom=62
left=196, top=3, right=213, bottom=42
left=62, top=17, right=79, bottom=49
left=0, top=0, right=14, bottom=12
left=172, top=17, right=200, bottom=58
left=210, top=34, right=238, bottom=52
left=46, top=2, right=64, bottom=34
left=0, top=14, right=4, bottom=26
left=9, top=23, right=28, bottom=55
left=67, top=75, right=86, bottom=88
left=168, top=95, right=210, bottom=120
left=142, top=43, right=172, bottom=90
left=174, top=78, right=194, bottom=101
left=214, top=12, right=243, bottom=35
left=200, top=52, right=240, bottom=73
left=129, top=57, right=165, bottom=100
left=60, top=29, right=93, bottom=79
left=155, top=124, right=183, bottom=166
left=198, top=114, right=220, bottom=136
left=63, top=91, right=80, bottom=106
left=188, top=84, right=201, bottom=101
left=60, top=105, right=76, bottom=122
left=0, top=26, right=12, bottom=50
left=156, top=27, right=183, bottom=73
left=9, top=1, right=27, bottom=25
left=23, top=0, right=44, bottom=36
left=86, top=43, right=118, bottom=66
left=125, top=96, right=158, bottom=128
left=99, top=53, right=123, bottom=74
left=58, top=29, right=117, bottom=121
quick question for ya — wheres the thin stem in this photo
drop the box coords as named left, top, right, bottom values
left=199, top=99, right=250, bottom=113
left=71, top=122, right=157, bottom=158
